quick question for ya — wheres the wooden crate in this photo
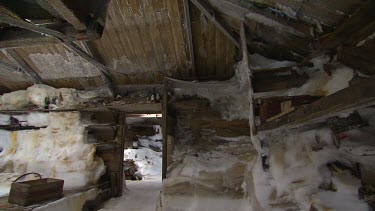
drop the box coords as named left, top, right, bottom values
left=8, top=178, right=64, bottom=206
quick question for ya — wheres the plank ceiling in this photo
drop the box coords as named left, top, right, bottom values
left=0, top=0, right=373, bottom=94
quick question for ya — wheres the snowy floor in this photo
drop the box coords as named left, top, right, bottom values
left=99, top=177, right=162, bottom=211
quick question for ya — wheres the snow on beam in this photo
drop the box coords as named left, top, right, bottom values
left=258, top=75, right=375, bottom=131
left=190, top=0, right=240, bottom=47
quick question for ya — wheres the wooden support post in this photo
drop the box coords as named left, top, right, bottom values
left=62, top=42, right=116, bottom=97
left=0, top=59, right=22, bottom=73
left=114, top=112, right=126, bottom=197
left=162, top=78, right=168, bottom=179
left=189, top=0, right=240, bottom=47
left=259, top=75, right=375, bottom=131
left=240, top=22, right=255, bottom=136
left=5, top=49, right=44, bottom=84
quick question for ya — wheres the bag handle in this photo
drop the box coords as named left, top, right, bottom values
left=13, top=173, right=42, bottom=183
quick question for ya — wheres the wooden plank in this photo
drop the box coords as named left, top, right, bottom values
left=0, top=59, right=22, bottom=73
left=190, top=0, right=240, bottom=47
left=240, top=22, right=254, bottom=136
left=182, top=0, right=196, bottom=77
left=253, top=73, right=309, bottom=93
left=318, top=0, right=375, bottom=50
left=5, top=49, right=43, bottom=84
left=337, top=42, right=375, bottom=76
left=35, top=0, right=87, bottom=30
left=162, top=78, right=168, bottom=179
left=115, top=112, right=126, bottom=197
left=62, top=42, right=116, bottom=96
left=0, top=13, right=75, bottom=41
left=259, top=75, right=375, bottom=131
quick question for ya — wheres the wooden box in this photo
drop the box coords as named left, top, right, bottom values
left=8, top=178, right=64, bottom=206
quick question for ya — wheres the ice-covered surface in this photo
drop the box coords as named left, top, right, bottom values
left=0, top=84, right=111, bottom=110
left=0, top=112, right=105, bottom=197
left=138, top=125, right=163, bottom=151
left=35, top=188, right=98, bottom=211
left=100, top=177, right=162, bottom=211
left=249, top=108, right=375, bottom=210
left=124, top=148, right=162, bottom=178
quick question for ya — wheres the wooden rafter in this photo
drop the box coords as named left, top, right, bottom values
left=4, top=49, right=44, bottom=84
left=35, top=0, right=87, bottom=31
left=189, top=0, right=240, bottom=47
left=62, top=42, right=116, bottom=96
left=258, top=75, right=375, bottom=131
left=182, top=0, right=196, bottom=76
left=0, top=59, right=22, bottom=73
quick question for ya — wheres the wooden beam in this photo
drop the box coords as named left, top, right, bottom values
left=0, top=24, right=97, bottom=49
left=258, top=75, right=375, bottom=131
left=318, top=0, right=375, bottom=50
left=183, top=0, right=196, bottom=77
left=0, top=59, right=22, bottom=73
left=4, top=49, right=44, bottom=84
left=0, top=12, right=75, bottom=41
left=62, top=42, right=116, bottom=96
left=239, top=22, right=255, bottom=136
left=337, top=42, right=375, bottom=76
left=35, top=0, right=87, bottom=31
left=190, top=0, right=240, bottom=47
left=253, top=73, right=309, bottom=93
left=162, top=78, right=168, bottom=179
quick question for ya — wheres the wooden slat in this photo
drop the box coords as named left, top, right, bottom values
left=62, top=42, right=116, bottom=96
left=162, top=78, right=168, bottom=179
left=190, top=0, right=240, bottom=47
left=259, top=75, right=375, bottom=131
left=182, top=0, right=196, bottom=77
left=35, top=0, right=87, bottom=30
left=5, top=49, right=43, bottom=84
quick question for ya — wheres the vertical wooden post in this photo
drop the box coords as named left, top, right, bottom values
left=240, top=22, right=256, bottom=137
left=162, top=78, right=168, bottom=179
left=112, top=112, right=126, bottom=197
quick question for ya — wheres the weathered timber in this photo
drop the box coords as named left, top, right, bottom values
left=162, top=78, right=169, bottom=179
left=318, top=0, right=375, bottom=50
left=62, top=42, right=116, bottom=96
left=0, top=12, right=75, bottom=41
left=337, top=42, right=375, bottom=76
left=190, top=0, right=240, bottom=47
left=0, top=59, right=21, bottom=73
left=253, top=73, right=309, bottom=93
left=35, top=0, right=87, bottom=30
left=5, top=49, right=44, bottom=84
left=258, top=75, right=375, bottom=131
left=183, top=0, right=196, bottom=76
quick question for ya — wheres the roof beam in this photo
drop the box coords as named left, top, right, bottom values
left=4, top=49, right=44, bottom=84
left=62, top=42, right=116, bottom=96
left=189, top=0, right=240, bottom=47
left=182, top=0, right=196, bottom=76
left=258, top=75, right=375, bottom=131
left=35, top=0, right=87, bottom=31
left=0, top=59, right=22, bottom=73
left=0, top=12, right=75, bottom=41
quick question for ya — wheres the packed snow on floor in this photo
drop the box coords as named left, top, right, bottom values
left=249, top=108, right=375, bottom=210
left=124, top=124, right=162, bottom=178
left=0, top=112, right=105, bottom=197
left=0, top=84, right=110, bottom=110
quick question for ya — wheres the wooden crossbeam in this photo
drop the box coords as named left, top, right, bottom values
left=5, top=49, right=44, bottom=84
left=258, top=75, right=375, bottom=131
left=190, top=0, right=240, bottom=47
left=0, top=59, right=22, bottom=73
left=35, top=0, right=87, bottom=31
left=0, top=13, right=75, bottom=41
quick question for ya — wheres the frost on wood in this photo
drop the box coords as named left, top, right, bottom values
left=248, top=108, right=375, bottom=210
left=29, top=52, right=101, bottom=80
left=0, top=112, right=106, bottom=197
left=0, top=84, right=111, bottom=109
